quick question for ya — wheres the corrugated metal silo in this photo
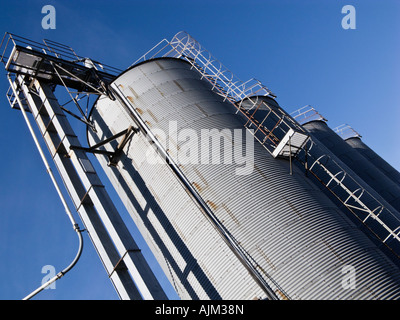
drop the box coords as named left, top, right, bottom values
left=87, top=56, right=400, bottom=300
left=345, top=137, right=400, bottom=186
left=334, top=124, right=400, bottom=187
left=250, top=99, right=400, bottom=262
left=302, top=119, right=400, bottom=214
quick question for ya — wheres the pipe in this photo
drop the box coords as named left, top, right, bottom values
left=7, top=74, right=84, bottom=300
left=23, top=227, right=83, bottom=300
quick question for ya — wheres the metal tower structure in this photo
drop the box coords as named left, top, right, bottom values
left=1, top=32, right=167, bottom=300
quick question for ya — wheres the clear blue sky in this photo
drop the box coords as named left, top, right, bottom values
left=0, top=0, right=399, bottom=300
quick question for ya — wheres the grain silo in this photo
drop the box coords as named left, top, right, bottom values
left=87, top=32, right=400, bottom=299
left=3, top=31, right=400, bottom=300
left=335, top=124, right=400, bottom=186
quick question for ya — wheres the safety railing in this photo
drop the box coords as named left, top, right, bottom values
left=0, top=31, right=125, bottom=128
left=0, top=32, right=122, bottom=77
left=290, top=105, right=327, bottom=125
left=132, top=31, right=309, bottom=158
left=333, top=124, right=362, bottom=140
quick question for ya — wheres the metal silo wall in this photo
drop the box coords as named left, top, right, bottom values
left=302, top=120, right=400, bottom=214
left=88, top=58, right=400, bottom=300
left=345, top=137, right=400, bottom=186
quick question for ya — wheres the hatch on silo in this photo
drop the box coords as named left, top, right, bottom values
left=272, top=128, right=309, bottom=158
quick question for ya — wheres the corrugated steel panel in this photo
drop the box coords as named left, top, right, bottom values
left=88, top=57, right=400, bottom=300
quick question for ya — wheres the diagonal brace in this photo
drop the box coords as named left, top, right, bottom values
left=70, top=126, right=138, bottom=165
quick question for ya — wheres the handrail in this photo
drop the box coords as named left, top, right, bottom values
left=333, top=124, right=362, bottom=140
left=0, top=32, right=122, bottom=76
left=290, top=105, right=327, bottom=125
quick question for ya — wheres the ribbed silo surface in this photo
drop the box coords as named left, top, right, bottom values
left=88, top=57, right=400, bottom=300
left=241, top=97, right=400, bottom=260
left=346, top=137, right=400, bottom=186
left=302, top=120, right=400, bottom=214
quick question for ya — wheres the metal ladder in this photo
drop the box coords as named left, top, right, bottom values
left=305, top=148, right=400, bottom=252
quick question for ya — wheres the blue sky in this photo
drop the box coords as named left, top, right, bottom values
left=0, top=0, right=399, bottom=300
